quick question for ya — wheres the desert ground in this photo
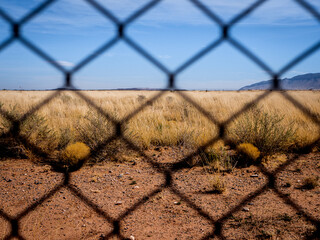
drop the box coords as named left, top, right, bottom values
left=0, top=90, right=319, bottom=239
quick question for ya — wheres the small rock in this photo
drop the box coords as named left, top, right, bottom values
left=250, top=174, right=259, bottom=178
left=91, top=189, right=101, bottom=193
left=125, top=172, right=130, bottom=175
left=118, top=174, right=123, bottom=178
left=297, top=180, right=301, bottom=183
left=109, top=170, right=112, bottom=173
left=242, top=207, right=250, bottom=212
left=82, top=224, right=86, bottom=227
left=134, top=186, right=140, bottom=189
left=248, top=203, right=254, bottom=205
left=174, top=201, right=181, bottom=205
left=130, top=236, right=135, bottom=240
left=115, top=201, right=122, bottom=205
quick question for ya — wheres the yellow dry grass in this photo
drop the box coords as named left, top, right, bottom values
left=0, top=90, right=319, bottom=153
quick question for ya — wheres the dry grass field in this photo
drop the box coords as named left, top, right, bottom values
left=0, top=90, right=319, bottom=160
left=0, top=90, right=320, bottom=239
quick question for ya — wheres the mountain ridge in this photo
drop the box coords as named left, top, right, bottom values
left=240, top=73, right=320, bottom=90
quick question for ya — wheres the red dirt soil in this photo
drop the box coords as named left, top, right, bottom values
left=0, top=148, right=319, bottom=240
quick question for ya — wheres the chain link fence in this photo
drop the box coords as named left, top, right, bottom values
left=0, top=0, right=320, bottom=239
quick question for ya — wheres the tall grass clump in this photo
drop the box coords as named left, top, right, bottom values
left=197, top=141, right=236, bottom=172
left=76, top=109, right=114, bottom=148
left=199, top=149, right=236, bottom=172
left=0, top=104, right=57, bottom=158
left=229, top=107, right=297, bottom=155
left=75, top=109, right=132, bottom=163
left=208, top=175, right=226, bottom=194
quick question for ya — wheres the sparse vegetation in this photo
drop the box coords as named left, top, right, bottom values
left=208, top=175, right=226, bottom=194
left=0, top=104, right=57, bottom=159
left=199, top=147, right=236, bottom=172
left=229, top=107, right=297, bottom=155
left=0, top=90, right=319, bottom=165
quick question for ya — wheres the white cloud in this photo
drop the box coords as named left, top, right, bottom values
left=56, top=60, right=75, bottom=67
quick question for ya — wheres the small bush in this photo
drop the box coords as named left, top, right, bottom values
left=301, top=176, right=319, bottom=190
left=0, top=104, right=57, bottom=158
left=208, top=175, right=226, bottom=194
left=76, top=109, right=119, bottom=162
left=61, top=142, right=90, bottom=166
left=237, top=143, right=260, bottom=161
left=57, top=127, right=74, bottom=150
left=199, top=149, right=235, bottom=172
left=229, top=108, right=296, bottom=155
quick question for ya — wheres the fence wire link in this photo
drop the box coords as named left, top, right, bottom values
left=0, top=0, right=319, bottom=239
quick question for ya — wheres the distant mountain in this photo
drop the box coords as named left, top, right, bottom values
left=240, top=73, right=320, bottom=90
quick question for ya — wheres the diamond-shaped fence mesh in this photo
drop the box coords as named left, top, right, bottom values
left=0, top=0, right=319, bottom=239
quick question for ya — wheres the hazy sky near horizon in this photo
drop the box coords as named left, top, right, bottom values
left=0, top=0, right=319, bottom=90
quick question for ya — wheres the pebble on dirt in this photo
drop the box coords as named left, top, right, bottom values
left=242, top=207, right=250, bottom=212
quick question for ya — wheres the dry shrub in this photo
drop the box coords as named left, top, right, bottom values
left=76, top=109, right=133, bottom=163
left=199, top=148, right=235, bottom=173
left=237, top=143, right=260, bottom=161
left=76, top=108, right=115, bottom=149
left=61, top=142, right=90, bottom=166
left=229, top=108, right=296, bottom=155
left=0, top=104, right=57, bottom=159
left=301, top=176, right=319, bottom=190
left=208, top=175, right=226, bottom=194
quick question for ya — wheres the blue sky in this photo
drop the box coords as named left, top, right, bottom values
left=0, top=0, right=319, bottom=90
